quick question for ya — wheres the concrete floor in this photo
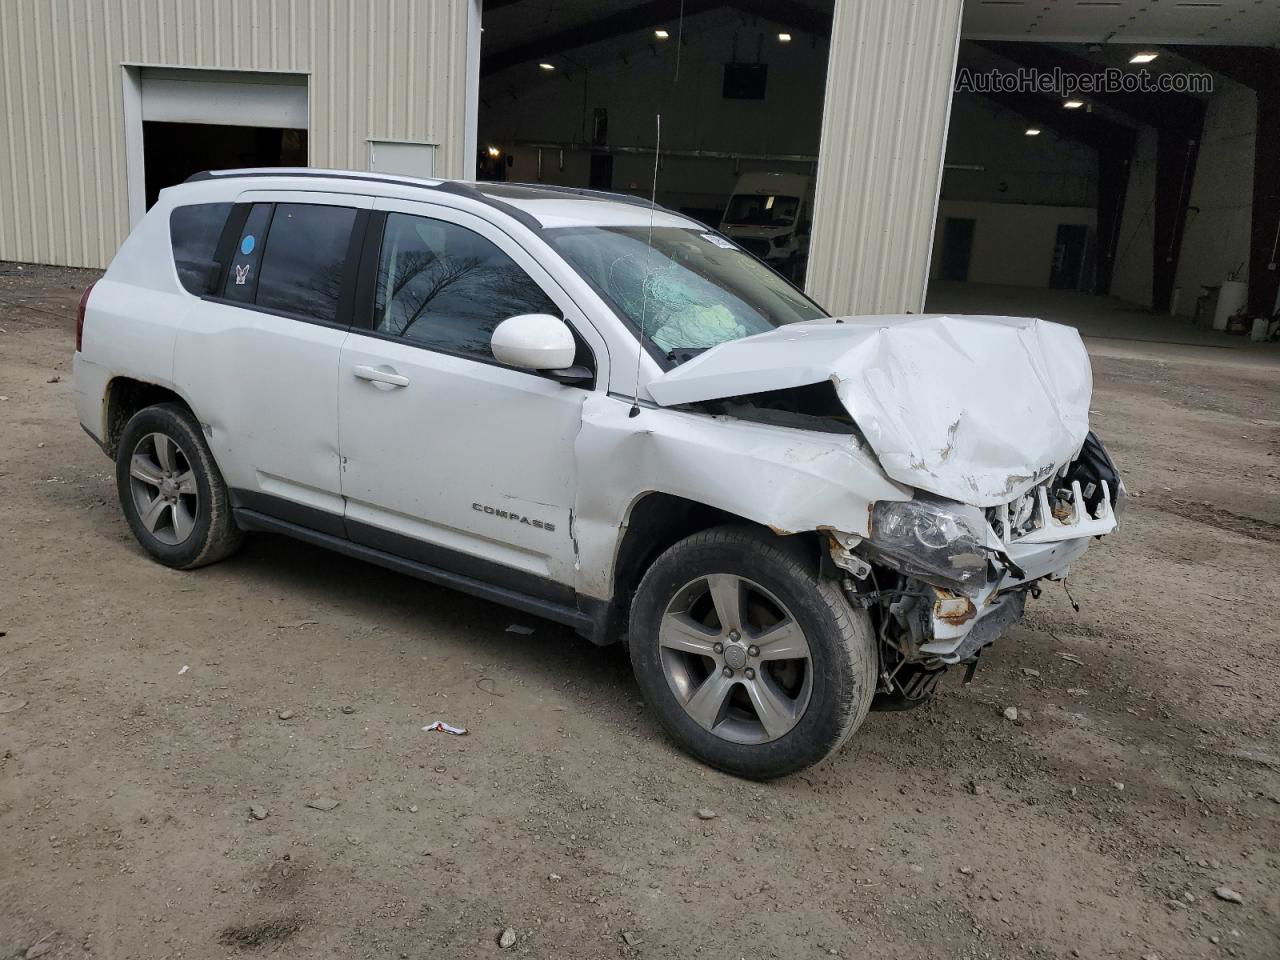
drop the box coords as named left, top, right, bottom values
left=927, top=281, right=1280, bottom=368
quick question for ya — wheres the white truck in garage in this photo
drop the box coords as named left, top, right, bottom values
left=718, top=172, right=815, bottom=280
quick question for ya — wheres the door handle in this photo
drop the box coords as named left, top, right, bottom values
left=352, top=364, right=409, bottom=388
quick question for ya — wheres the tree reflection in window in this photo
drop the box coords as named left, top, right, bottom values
left=255, top=204, right=356, bottom=323
left=374, top=213, right=558, bottom=359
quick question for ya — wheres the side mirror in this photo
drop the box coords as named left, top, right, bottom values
left=491, top=313, right=577, bottom=371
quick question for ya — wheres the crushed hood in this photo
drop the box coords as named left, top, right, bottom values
left=647, top=314, right=1093, bottom=507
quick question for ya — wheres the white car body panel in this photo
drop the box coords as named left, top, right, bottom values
left=74, top=184, right=203, bottom=438
left=647, top=314, right=1094, bottom=507
left=77, top=279, right=182, bottom=409
left=572, top=395, right=912, bottom=600
left=174, top=299, right=351, bottom=513
left=72, top=352, right=112, bottom=441
left=501, top=198, right=695, bottom=231
left=338, top=329, right=582, bottom=583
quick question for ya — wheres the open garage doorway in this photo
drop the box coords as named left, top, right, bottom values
left=477, top=0, right=835, bottom=286
left=124, top=67, right=308, bottom=223
left=142, top=123, right=306, bottom=208
left=926, top=3, right=1280, bottom=347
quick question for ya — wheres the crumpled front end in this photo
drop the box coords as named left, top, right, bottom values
left=644, top=312, right=1119, bottom=700
left=828, top=432, right=1123, bottom=704
left=648, top=313, right=1095, bottom=508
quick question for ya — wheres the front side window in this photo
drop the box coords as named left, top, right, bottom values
left=545, top=226, right=825, bottom=358
left=170, top=202, right=231, bottom=294
left=373, top=212, right=558, bottom=360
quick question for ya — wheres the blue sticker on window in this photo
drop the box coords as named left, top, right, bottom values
left=240, top=235, right=256, bottom=255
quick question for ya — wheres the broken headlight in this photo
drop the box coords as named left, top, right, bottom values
left=865, top=499, right=990, bottom=591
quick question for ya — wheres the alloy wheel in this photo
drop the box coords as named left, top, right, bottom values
left=659, top=574, right=813, bottom=745
left=128, top=432, right=199, bottom=546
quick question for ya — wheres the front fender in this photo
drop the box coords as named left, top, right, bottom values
left=572, top=394, right=911, bottom=600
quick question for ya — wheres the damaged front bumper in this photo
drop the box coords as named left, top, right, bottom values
left=917, top=534, right=1092, bottom=663
left=922, top=476, right=1119, bottom=662
left=832, top=433, right=1122, bottom=667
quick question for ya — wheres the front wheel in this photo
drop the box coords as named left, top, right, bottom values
left=629, top=526, right=878, bottom=779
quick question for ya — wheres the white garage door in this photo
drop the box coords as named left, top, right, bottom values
left=140, top=68, right=308, bottom=129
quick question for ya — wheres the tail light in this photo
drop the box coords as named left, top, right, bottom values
left=75, top=281, right=97, bottom=352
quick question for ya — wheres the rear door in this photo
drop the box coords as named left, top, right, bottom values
left=173, top=191, right=371, bottom=533
left=336, top=198, right=607, bottom=593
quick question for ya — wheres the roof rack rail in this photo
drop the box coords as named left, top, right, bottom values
left=182, top=168, right=446, bottom=190
left=177, top=169, right=666, bottom=233
left=432, top=181, right=544, bottom=232
left=499, top=181, right=662, bottom=210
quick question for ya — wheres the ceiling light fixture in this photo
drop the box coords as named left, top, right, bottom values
left=1129, top=51, right=1158, bottom=64
left=1064, top=99, right=1085, bottom=109
left=538, top=62, right=555, bottom=71
left=654, top=29, right=669, bottom=39
left=1025, top=127, right=1042, bottom=136
left=778, top=32, right=792, bottom=42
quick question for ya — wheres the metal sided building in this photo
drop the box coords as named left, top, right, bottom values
left=0, top=1, right=482, bottom=276
left=0, top=0, right=964, bottom=317
left=2, top=2, right=1277, bottom=319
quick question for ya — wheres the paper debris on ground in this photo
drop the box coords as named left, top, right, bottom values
left=423, top=720, right=468, bottom=736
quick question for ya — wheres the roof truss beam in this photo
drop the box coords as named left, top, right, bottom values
left=973, top=40, right=1205, bottom=138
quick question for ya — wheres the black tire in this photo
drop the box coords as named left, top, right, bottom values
left=115, top=402, right=243, bottom=569
left=628, top=525, right=878, bottom=779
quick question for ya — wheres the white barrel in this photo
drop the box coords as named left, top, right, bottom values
left=1213, top=280, right=1248, bottom=331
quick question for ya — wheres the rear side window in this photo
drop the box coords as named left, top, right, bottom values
left=170, top=202, right=231, bottom=294
left=254, top=204, right=358, bottom=324
left=220, top=202, right=359, bottom=324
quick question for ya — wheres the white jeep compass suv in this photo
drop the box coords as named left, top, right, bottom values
left=74, top=169, right=1121, bottom=779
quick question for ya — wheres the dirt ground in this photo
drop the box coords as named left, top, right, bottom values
left=1, top=261, right=1277, bottom=960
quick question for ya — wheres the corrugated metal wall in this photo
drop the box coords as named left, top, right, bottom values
left=806, top=0, right=964, bottom=316
left=0, top=0, right=471, bottom=269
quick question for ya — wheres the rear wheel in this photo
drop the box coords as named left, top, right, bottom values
left=629, top=525, right=877, bottom=779
left=115, top=403, right=243, bottom=569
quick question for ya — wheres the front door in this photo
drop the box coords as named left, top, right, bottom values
left=336, top=199, right=604, bottom=594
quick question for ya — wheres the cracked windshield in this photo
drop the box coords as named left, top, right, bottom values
left=547, top=226, right=825, bottom=359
